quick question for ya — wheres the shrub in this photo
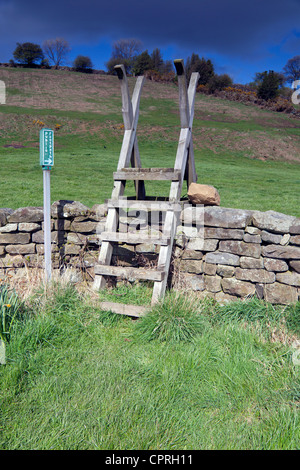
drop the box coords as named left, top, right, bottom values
left=73, top=55, right=93, bottom=73
left=208, top=73, right=233, bottom=93
left=270, top=96, right=295, bottom=113
left=144, top=69, right=175, bottom=83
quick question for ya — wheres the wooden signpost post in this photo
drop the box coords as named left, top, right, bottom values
left=40, top=128, right=54, bottom=282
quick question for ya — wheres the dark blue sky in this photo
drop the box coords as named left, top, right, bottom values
left=0, top=0, right=300, bottom=84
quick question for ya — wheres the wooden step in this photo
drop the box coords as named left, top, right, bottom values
left=94, top=264, right=166, bottom=281
left=113, top=168, right=181, bottom=181
left=107, top=199, right=182, bottom=212
left=100, top=301, right=149, bottom=317
left=101, top=231, right=171, bottom=245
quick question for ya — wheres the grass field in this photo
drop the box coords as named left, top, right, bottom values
left=0, top=282, right=299, bottom=450
left=0, top=67, right=300, bottom=216
left=0, top=68, right=299, bottom=451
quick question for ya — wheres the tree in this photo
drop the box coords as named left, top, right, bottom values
left=186, top=54, right=214, bottom=85
left=43, top=38, right=70, bottom=68
left=160, top=60, right=173, bottom=74
left=254, top=71, right=285, bottom=88
left=73, top=55, right=93, bottom=73
left=106, top=38, right=142, bottom=74
left=283, top=56, right=300, bottom=84
left=257, top=71, right=281, bottom=100
left=150, top=48, right=164, bottom=72
left=132, top=50, right=152, bottom=76
left=13, top=42, right=44, bottom=67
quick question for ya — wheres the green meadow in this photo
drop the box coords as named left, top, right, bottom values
left=0, top=68, right=299, bottom=450
left=0, top=67, right=299, bottom=215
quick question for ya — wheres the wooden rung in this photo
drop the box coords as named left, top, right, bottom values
left=100, top=301, right=149, bottom=317
left=94, top=265, right=166, bottom=281
left=107, top=199, right=182, bottom=212
left=101, top=231, right=171, bottom=245
left=113, top=168, right=181, bottom=181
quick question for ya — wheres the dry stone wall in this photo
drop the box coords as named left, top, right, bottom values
left=0, top=201, right=299, bottom=305
left=0, top=201, right=106, bottom=283
left=175, top=206, right=300, bottom=305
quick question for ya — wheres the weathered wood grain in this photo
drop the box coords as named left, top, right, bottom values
left=95, top=264, right=166, bottom=281
left=107, top=199, right=182, bottom=211
left=101, top=231, right=170, bottom=245
left=99, top=301, right=149, bottom=317
left=114, top=168, right=181, bottom=181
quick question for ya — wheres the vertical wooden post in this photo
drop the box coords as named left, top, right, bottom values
left=152, top=60, right=199, bottom=304
left=115, top=65, right=145, bottom=200
left=93, top=67, right=145, bottom=291
left=174, top=59, right=198, bottom=189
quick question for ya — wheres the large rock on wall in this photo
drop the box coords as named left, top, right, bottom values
left=188, top=183, right=220, bottom=206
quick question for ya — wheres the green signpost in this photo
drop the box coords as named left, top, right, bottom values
left=40, top=128, right=54, bottom=168
left=40, top=128, right=54, bottom=282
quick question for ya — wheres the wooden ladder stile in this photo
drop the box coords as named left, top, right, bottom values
left=93, top=60, right=199, bottom=316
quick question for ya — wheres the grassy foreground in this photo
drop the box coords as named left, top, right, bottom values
left=0, top=281, right=299, bottom=450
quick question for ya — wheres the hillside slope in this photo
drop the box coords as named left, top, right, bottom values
left=0, top=67, right=299, bottom=216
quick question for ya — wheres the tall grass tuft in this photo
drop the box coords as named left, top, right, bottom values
left=133, top=292, right=209, bottom=343
left=0, top=283, right=25, bottom=343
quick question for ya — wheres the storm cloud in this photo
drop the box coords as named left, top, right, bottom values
left=0, top=0, right=300, bottom=82
left=1, top=0, right=300, bottom=55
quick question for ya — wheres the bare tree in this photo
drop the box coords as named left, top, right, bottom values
left=106, top=38, right=142, bottom=74
left=43, top=38, right=70, bottom=68
left=112, top=38, right=142, bottom=60
left=283, top=56, right=300, bottom=84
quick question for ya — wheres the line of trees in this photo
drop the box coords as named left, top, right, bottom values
left=105, top=39, right=173, bottom=77
left=105, top=39, right=234, bottom=93
left=10, top=38, right=93, bottom=73
left=7, top=38, right=300, bottom=101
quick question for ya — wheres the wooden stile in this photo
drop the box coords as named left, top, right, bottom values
left=93, top=60, right=199, bottom=313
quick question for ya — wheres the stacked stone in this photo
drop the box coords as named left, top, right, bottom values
left=0, top=201, right=299, bottom=305
left=175, top=206, right=300, bottom=305
left=0, top=201, right=107, bottom=278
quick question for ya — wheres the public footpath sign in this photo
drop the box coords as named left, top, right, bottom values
left=40, top=128, right=54, bottom=282
left=40, top=128, right=54, bottom=168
